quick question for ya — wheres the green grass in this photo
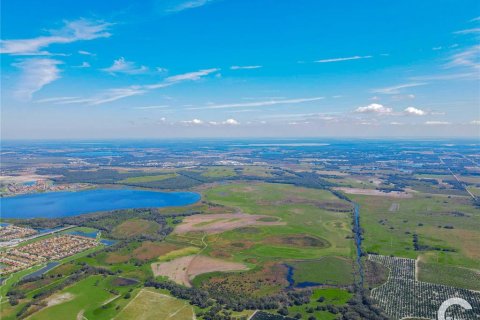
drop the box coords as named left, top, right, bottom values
left=289, top=256, right=354, bottom=286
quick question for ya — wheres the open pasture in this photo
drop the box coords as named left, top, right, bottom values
left=114, top=289, right=194, bottom=320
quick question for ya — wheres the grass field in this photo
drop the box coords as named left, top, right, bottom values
left=28, top=275, right=115, bottom=320
left=349, top=193, right=480, bottom=267
left=289, top=256, right=354, bottom=286
left=202, top=167, right=237, bottom=178
left=114, top=288, right=194, bottom=320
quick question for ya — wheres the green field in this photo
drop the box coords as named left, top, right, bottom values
left=289, top=256, right=354, bottom=286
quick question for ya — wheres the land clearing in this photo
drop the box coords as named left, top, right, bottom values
left=173, top=213, right=285, bottom=234
left=151, top=255, right=248, bottom=286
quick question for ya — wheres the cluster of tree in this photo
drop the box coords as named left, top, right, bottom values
left=16, top=207, right=199, bottom=240
left=412, top=233, right=456, bottom=252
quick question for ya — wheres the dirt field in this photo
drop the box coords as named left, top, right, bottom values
left=151, top=255, right=248, bottom=286
left=173, top=213, right=285, bottom=234
left=334, top=187, right=412, bottom=198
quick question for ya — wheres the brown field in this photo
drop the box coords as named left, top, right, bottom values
left=173, top=213, right=285, bottom=235
left=132, top=242, right=181, bottom=261
left=200, top=262, right=289, bottom=297
left=151, top=255, right=248, bottom=286
left=334, top=187, right=413, bottom=198
left=112, top=219, right=160, bottom=238
left=106, top=242, right=181, bottom=263
left=263, top=234, right=329, bottom=248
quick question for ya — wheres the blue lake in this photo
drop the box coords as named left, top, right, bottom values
left=0, top=189, right=200, bottom=219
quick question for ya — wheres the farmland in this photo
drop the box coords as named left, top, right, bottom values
left=1, top=139, right=479, bottom=319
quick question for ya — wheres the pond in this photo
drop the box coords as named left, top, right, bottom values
left=0, top=189, right=200, bottom=219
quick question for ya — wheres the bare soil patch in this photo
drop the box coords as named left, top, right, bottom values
left=173, top=213, right=284, bottom=235
left=151, top=255, right=248, bottom=287
left=46, top=292, right=75, bottom=307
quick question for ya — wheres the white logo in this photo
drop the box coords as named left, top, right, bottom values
left=438, top=298, right=472, bottom=320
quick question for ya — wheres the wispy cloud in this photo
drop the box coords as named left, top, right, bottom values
left=133, top=105, right=170, bottom=110
left=411, top=72, right=477, bottom=81
left=425, top=121, right=450, bottom=125
left=315, top=55, right=372, bottom=63
left=78, top=50, right=95, bottom=56
left=471, top=120, right=480, bottom=125
left=445, top=45, right=480, bottom=70
left=73, top=61, right=91, bottom=68
left=454, top=28, right=480, bottom=35
left=372, top=82, right=427, bottom=95
left=40, top=68, right=219, bottom=105
left=102, top=57, right=148, bottom=75
left=157, top=0, right=217, bottom=14
left=165, top=68, right=219, bottom=82
left=1, top=19, right=112, bottom=55
left=355, top=103, right=392, bottom=114
left=13, top=58, right=62, bottom=100
left=230, top=65, right=262, bottom=70
left=188, top=97, right=324, bottom=110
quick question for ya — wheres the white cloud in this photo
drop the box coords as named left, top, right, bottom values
left=230, top=65, right=262, bottom=70
left=471, top=120, right=480, bottom=125
left=372, top=83, right=427, bottom=95
left=425, top=121, right=450, bottom=125
left=404, top=107, right=426, bottom=116
left=315, top=55, right=372, bottom=63
left=188, top=97, right=324, bottom=110
left=181, top=118, right=204, bottom=125
left=13, top=58, right=62, bottom=100
left=102, top=57, right=148, bottom=75
left=223, top=118, right=239, bottom=125
left=355, top=103, right=393, bottom=114
left=1, top=19, right=111, bottom=55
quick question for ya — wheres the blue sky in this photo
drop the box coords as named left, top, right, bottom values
left=1, top=0, right=479, bottom=139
